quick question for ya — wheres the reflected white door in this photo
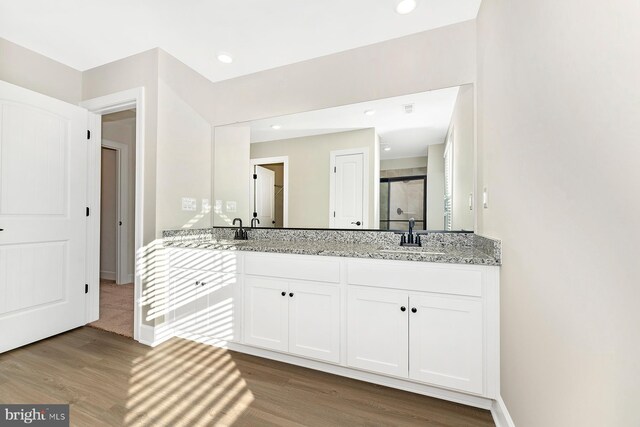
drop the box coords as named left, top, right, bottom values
left=0, top=81, right=88, bottom=352
left=332, top=153, right=364, bottom=229
left=253, top=165, right=275, bottom=227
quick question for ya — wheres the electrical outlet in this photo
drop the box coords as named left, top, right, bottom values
left=181, top=197, right=197, bottom=211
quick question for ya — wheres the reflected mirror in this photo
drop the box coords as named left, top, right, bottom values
left=213, top=84, right=474, bottom=231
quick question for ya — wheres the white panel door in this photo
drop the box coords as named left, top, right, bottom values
left=347, top=286, right=409, bottom=377
left=333, top=153, right=364, bottom=229
left=288, top=281, right=340, bottom=363
left=409, top=293, right=484, bottom=394
left=0, top=80, right=88, bottom=353
left=253, top=165, right=275, bottom=227
left=243, top=276, right=289, bottom=352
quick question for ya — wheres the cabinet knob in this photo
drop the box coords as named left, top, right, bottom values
left=200, top=282, right=206, bottom=286
left=411, top=307, right=417, bottom=313
left=400, top=306, right=406, bottom=312
left=289, top=292, right=294, bottom=297
left=195, top=281, right=200, bottom=286
left=281, top=291, right=286, bottom=296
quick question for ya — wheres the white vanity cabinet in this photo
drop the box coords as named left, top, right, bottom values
left=167, top=248, right=240, bottom=344
left=243, top=253, right=341, bottom=363
left=347, top=287, right=483, bottom=394
left=345, top=259, right=498, bottom=397
left=165, top=246, right=499, bottom=408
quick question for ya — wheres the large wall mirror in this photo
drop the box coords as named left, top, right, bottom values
left=213, top=84, right=475, bottom=232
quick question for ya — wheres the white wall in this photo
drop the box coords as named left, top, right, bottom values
left=250, top=129, right=377, bottom=228
left=380, top=156, right=428, bottom=170
left=448, top=84, right=474, bottom=231
left=0, top=37, right=82, bottom=103
left=477, top=1, right=640, bottom=426
left=426, top=144, right=445, bottom=229
left=213, top=126, right=251, bottom=226
left=156, top=79, right=212, bottom=232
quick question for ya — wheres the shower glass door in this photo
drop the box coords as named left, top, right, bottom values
left=379, top=176, right=426, bottom=231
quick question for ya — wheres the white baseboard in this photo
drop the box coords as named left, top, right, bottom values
left=137, top=324, right=174, bottom=347
left=125, top=273, right=134, bottom=284
left=491, top=396, right=516, bottom=427
left=100, top=270, right=116, bottom=281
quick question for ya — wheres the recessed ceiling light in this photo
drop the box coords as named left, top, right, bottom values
left=271, top=124, right=281, bottom=130
left=396, top=0, right=417, bottom=14
left=384, top=146, right=392, bottom=152
left=217, top=52, right=233, bottom=64
left=364, top=109, right=376, bottom=116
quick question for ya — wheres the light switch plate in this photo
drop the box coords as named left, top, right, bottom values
left=226, top=201, right=237, bottom=213
left=182, top=197, right=197, bottom=211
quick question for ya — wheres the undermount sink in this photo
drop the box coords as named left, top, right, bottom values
left=378, top=249, right=446, bottom=256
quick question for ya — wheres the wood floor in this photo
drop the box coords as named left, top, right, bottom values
left=0, top=327, right=494, bottom=427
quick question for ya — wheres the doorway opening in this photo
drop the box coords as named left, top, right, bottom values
left=89, top=109, right=136, bottom=338
left=250, top=157, right=288, bottom=228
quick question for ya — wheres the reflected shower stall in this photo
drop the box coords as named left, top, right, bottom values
left=379, top=175, right=427, bottom=231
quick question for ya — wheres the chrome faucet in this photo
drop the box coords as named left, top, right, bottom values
left=251, top=217, right=260, bottom=228
left=232, top=218, right=248, bottom=240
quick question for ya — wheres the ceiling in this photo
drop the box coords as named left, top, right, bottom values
left=0, top=0, right=481, bottom=83
left=246, top=86, right=460, bottom=160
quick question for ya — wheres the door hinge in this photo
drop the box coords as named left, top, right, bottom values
left=333, top=211, right=336, bottom=218
left=86, top=207, right=90, bottom=217
left=85, top=284, right=89, bottom=294
left=334, top=166, right=336, bottom=173
left=87, top=130, right=91, bottom=140
left=253, top=173, right=257, bottom=179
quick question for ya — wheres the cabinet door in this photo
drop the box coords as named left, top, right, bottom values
left=202, top=273, right=238, bottom=343
left=168, top=268, right=209, bottom=336
left=288, top=282, right=340, bottom=363
left=243, top=276, right=289, bottom=352
left=409, top=294, right=483, bottom=394
left=347, top=287, right=409, bottom=377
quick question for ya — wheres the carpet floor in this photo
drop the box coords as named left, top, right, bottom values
left=88, top=279, right=134, bottom=338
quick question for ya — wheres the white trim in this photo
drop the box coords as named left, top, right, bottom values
left=81, top=87, right=145, bottom=343
left=101, top=139, right=130, bottom=285
left=85, top=112, right=102, bottom=324
left=329, top=147, right=370, bottom=229
left=138, top=323, right=174, bottom=347
left=491, top=396, right=516, bottom=427
left=249, top=156, right=289, bottom=227
left=100, top=270, right=116, bottom=281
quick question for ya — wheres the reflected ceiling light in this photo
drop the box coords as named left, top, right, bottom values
left=364, top=109, right=376, bottom=116
left=396, top=0, right=417, bottom=14
left=271, top=124, right=281, bottom=130
left=217, top=52, right=233, bottom=63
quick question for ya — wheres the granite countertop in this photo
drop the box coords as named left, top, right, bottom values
left=163, top=238, right=500, bottom=266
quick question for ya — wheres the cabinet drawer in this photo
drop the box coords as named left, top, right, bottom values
left=168, top=247, right=239, bottom=273
left=244, top=253, right=340, bottom=283
left=347, top=261, right=482, bottom=297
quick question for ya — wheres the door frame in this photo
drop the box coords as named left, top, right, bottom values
left=101, top=140, right=131, bottom=284
left=81, top=87, right=145, bottom=342
left=329, top=147, right=370, bottom=229
left=249, top=156, right=289, bottom=227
